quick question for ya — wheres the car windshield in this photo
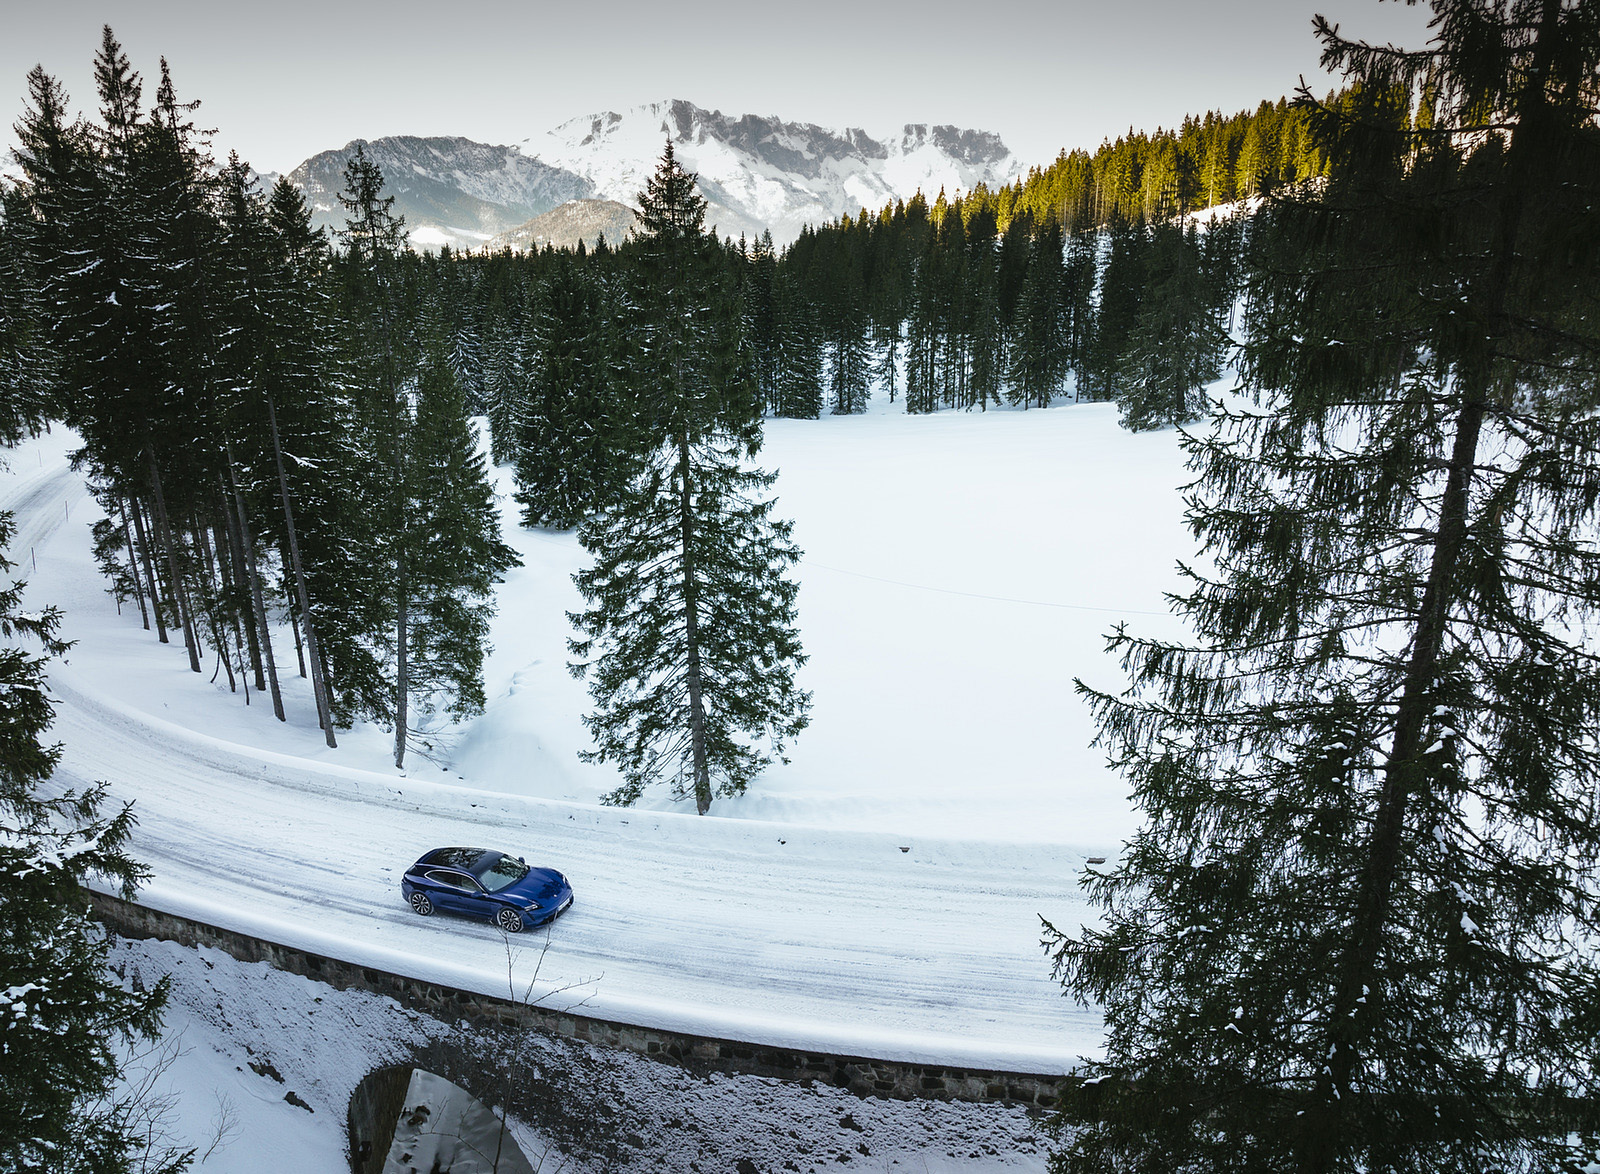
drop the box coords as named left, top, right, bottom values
left=473, top=852, right=529, bottom=893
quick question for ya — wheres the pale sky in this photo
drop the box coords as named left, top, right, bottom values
left=4, top=0, right=1437, bottom=178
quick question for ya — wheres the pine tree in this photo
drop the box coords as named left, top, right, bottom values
left=209, top=155, right=287, bottom=720
left=822, top=245, right=872, bottom=415
left=1060, top=229, right=1098, bottom=397
left=772, top=271, right=823, bottom=419
left=259, top=177, right=351, bottom=744
left=401, top=333, right=518, bottom=745
left=967, top=231, right=1005, bottom=410
left=1114, top=218, right=1227, bottom=431
left=335, top=146, right=420, bottom=766
left=1049, top=3, right=1600, bottom=1171
left=745, top=230, right=780, bottom=413
left=1079, top=212, right=1149, bottom=401
left=827, top=299, right=872, bottom=415
left=933, top=204, right=970, bottom=409
left=482, top=311, right=526, bottom=465
left=904, top=230, right=944, bottom=414
left=0, top=184, right=54, bottom=440
left=135, top=57, right=231, bottom=681
left=449, top=318, right=489, bottom=416
left=55, top=31, right=207, bottom=677
left=0, top=512, right=186, bottom=1172
left=1234, top=101, right=1277, bottom=196
left=513, top=256, right=636, bottom=528
left=569, top=142, right=810, bottom=815
left=1008, top=221, right=1068, bottom=409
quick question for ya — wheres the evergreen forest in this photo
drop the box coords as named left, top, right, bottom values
left=4, top=2, right=1600, bottom=1170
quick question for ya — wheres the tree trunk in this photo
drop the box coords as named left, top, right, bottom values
left=195, top=519, right=237, bottom=694
left=215, top=495, right=263, bottom=690
left=128, top=494, right=168, bottom=644
left=118, top=496, right=150, bottom=632
left=224, top=449, right=284, bottom=721
left=1298, top=6, right=1555, bottom=1167
left=212, top=509, right=257, bottom=698
left=677, top=429, right=712, bottom=815
left=285, top=558, right=307, bottom=678
left=146, top=448, right=202, bottom=673
left=264, top=389, right=336, bottom=747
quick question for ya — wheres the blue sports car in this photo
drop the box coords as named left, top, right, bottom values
left=401, top=847, right=573, bottom=933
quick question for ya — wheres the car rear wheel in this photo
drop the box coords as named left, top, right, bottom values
left=410, top=892, right=434, bottom=916
left=496, top=907, right=524, bottom=934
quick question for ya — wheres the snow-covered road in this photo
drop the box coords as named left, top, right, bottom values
left=51, top=666, right=1098, bottom=1071
left=5, top=426, right=1115, bottom=1074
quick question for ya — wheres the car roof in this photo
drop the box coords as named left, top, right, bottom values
left=420, top=847, right=489, bottom=872
left=417, top=847, right=527, bottom=880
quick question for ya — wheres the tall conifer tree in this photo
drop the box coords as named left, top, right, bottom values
left=335, top=147, right=420, bottom=764
left=0, top=479, right=183, bottom=1174
left=569, top=143, right=810, bottom=815
left=0, top=185, right=54, bottom=437
left=1050, top=3, right=1600, bottom=1170
left=1114, top=218, right=1228, bottom=431
left=1079, top=211, right=1149, bottom=401
left=773, top=271, right=824, bottom=419
left=1009, top=221, right=1068, bottom=409
left=401, top=332, right=518, bottom=746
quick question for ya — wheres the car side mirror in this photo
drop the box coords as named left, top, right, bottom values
left=518, top=856, right=526, bottom=865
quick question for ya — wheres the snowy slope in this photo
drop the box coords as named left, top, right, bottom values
left=3, top=399, right=1199, bottom=1075
left=110, top=935, right=1051, bottom=1173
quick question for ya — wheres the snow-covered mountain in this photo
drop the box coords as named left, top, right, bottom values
left=285, top=101, right=1019, bottom=251
left=286, top=136, right=594, bottom=250
left=488, top=198, right=639, bottom=253
left=532, top=99, right=1020, bottom=245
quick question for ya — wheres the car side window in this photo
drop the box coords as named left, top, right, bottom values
left=425, top=869, right=481, bottom=892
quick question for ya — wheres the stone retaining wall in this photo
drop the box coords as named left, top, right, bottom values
left=90, top=891, right=1069, bottom=1108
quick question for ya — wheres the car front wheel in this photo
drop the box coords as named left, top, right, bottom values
left=410, top=892, right=434, bottom=916
left=496, top=907, right=524, bottom=934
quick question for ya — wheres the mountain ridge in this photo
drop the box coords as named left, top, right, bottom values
left=286, top=100, right=1018, bottom=251
left=487, top=199, right=638, bottom=253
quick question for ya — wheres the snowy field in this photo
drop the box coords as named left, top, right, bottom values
left=3, top=396, right=1200, bottom=1167
left=456, top=400, right=1194, bottom=843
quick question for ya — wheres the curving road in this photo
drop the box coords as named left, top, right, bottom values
left=5, top=434, right=1104, bottom=1074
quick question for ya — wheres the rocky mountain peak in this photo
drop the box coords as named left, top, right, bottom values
left=284, top=101, right=1018, bottom=252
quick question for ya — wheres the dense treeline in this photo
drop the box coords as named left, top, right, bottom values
left=755, top=92, right=1324, bottom=423
left=1008, top=95, right=1325, bottom=232
left=4, top=29, right=514, bottom=770
left=427, top=190, right=1245, bottom=440
left=430, top=98, right=1307, bottom=435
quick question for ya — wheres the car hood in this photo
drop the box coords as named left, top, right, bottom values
left=503, top=867, right=568, bottom=904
